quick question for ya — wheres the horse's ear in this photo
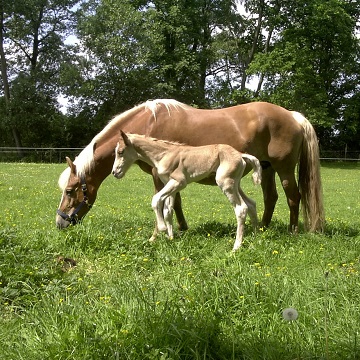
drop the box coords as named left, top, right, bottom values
left=120, top=130, right=131, bottom=146
left=66, top=156, right=76, bottom=174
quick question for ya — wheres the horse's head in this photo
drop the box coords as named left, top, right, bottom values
left=56, top=157, right=95, bottom=229
left=112, top=130, right=137, bottom=179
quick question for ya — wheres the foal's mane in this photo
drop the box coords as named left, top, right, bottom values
left=126, top=133, right=186, bottom=147
left=58, top=99, right=188, bottom=189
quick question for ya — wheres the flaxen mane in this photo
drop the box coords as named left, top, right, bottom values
left=58, top=100, right=188, bottom=190
left=127, top=133, right=186, bottom=146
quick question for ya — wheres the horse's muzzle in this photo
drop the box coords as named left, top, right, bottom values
left=56, top=214, right=71, bottom=229
left=112, top=170, right=123, bottom=179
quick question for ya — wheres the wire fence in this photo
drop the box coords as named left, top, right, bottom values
left=0, top=147, right=359, bottom=163
left=0, top=147, right=83, bottom=163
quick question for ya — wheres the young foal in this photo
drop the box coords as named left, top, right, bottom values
left=112, top=131, right=262, bottom=251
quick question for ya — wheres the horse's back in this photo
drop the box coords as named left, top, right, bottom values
left=148, top=101, right=303, bottom=166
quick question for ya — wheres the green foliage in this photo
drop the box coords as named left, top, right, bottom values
left=0, top=162, right=359, bottom=359
left=0, top=0, right=81, bottom=147
left=0, top=0, right=359, bottom=150
left=248, top=0, right=359, bottom=138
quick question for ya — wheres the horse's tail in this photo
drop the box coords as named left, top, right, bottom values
left=242, top=154, right=262, bottom=186
left=292, top=112, right=325, bottom=232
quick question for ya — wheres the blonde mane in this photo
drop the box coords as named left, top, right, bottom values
left=127, top=133, right=186, bottom=147
left=58, top=99, right=188, bottom=189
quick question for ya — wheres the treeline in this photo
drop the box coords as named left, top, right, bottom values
left=0, top=0, right=359, bottom=152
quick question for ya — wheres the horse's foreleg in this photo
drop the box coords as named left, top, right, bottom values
left=260, top=164, right=278, bottom=228
left=174, top=192, right=188, bottom=231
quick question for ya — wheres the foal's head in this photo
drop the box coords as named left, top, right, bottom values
left=112, top=131, right=137, bottom=179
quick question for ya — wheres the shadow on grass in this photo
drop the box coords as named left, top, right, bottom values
left=324, top=221, right=360, bottom=238
left=187, top=219, right=290, bottom=238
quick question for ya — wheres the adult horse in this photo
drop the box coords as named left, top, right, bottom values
left=56, top=99, right=324, bottom=233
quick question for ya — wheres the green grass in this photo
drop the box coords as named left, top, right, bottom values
left=0, top=161, right=359, bottom=359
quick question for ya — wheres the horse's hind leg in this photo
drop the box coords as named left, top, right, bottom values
left=277, top=169, right=301, bottom=232
left=260, top=164, right=278, bottom=228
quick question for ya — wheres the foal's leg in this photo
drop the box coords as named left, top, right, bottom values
left=151, top=178, right=184, bottom=235
left=216, top=174, right=248, bottom=251
left=163, top=195, right=175, bottom=239
left=239, top=188, right=258, bottom=229
left=150, top=169, right=188, bottom=242
left=149, top=196, right=176, bottom=241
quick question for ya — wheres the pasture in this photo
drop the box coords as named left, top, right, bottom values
left=0, top=161, right=359, bottom=360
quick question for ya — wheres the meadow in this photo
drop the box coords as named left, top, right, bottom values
left=0, top=161, right=359, bottom=360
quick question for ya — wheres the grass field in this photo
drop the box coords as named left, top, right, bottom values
left=0, top=161, right=359, bottom=360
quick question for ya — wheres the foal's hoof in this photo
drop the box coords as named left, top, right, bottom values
left=232, top=243, right=242, bottom=252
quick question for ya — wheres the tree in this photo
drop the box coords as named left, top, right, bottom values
left=247, top=0, right=360, bottom=148
left=0, top=0, right=81, bottom=148
left=0, top=0, right=23, bottom=152
left=74, top=0, right=240, bottom=118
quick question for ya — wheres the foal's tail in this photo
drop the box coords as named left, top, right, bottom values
left=293, top=112, right=325, bottom=232
left=242, top=154, right=262, bottom=186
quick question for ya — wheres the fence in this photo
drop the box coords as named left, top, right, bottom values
left=0, top=147, right=359, bottom=163
left=0, top=147, right=83, bottom=163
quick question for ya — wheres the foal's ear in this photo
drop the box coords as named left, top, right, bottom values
left=66, top=156, right=76, bottom=174
left=120, top=130, right=131, bottom=146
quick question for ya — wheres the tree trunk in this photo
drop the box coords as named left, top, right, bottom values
left=240, top=0, right=264, bottom=91
left=0, top=5, right=24, bottom=156
left=255, top=27, right=274, bottom=96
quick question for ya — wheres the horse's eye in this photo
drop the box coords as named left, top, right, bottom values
left=66, top=189, right=73, bottom=196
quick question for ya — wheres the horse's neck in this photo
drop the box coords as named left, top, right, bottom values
left=89, top=138, right=119, bottom=187
left=133, top=138, right=172, bottom=167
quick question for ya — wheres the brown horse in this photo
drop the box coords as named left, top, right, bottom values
left=56, top=99, right=324, bottom=233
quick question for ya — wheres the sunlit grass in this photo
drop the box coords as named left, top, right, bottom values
left=0, top=161, right=359, bottom=359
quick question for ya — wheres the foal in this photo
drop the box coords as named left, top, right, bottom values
left=112, top=131, right=262, bottom=251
